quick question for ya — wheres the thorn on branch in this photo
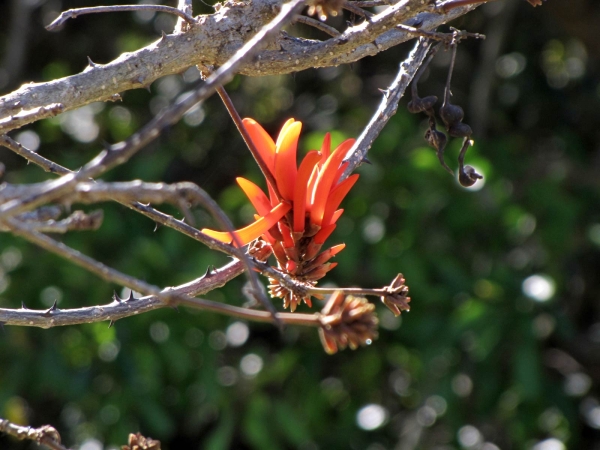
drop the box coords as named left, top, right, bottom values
left=43, top=300, right=59, bottom=316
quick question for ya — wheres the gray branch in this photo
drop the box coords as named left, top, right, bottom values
left=0, top=0, right=483, bottom=133
left=342, top=37, right=432, bottom=177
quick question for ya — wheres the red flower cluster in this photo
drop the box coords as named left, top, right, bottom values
left=202, top=118, right=358, bottom=311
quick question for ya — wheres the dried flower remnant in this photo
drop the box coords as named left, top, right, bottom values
left=202, top=118, right=358, bottom=311
left=318, top=291, right=379, bottom=354
left=381, top=273, right=411, bottom=316
left=122, top=433, right=161, bottom=450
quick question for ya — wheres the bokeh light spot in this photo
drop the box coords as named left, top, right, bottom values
left=356, top=404, right=388, bottom=430
left=522, top=274, right=555, bottom=302
left=226, top=321, right=249, bottom=347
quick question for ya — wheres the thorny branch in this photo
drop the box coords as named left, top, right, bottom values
left=0, top=0, right=484, bottom=133
left=0, top=0, right=503, bottom=333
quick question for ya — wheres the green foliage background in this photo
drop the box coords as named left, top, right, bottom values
left=1, top=0, right=600, bottom=449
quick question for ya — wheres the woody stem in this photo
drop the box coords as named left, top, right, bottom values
left=216, top=85, right=284, bottom=202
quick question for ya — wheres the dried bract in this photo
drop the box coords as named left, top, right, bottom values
left=381, top=273, right=411, bottom=316
left=319, top=291, right=379, bottom=354
left=122, top=433, right=161, bottom=450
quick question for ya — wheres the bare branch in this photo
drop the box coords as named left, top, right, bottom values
left=0, top=254, right=319, bottom=329
left=294, top=16, right=341, bottom=37
left=46, top=5, right=197, bottom=31
left=0, top=135, right=71, bottom=175
left=0, top=210, right=103, bottom=233
left=342, top=37, right=432, bottom=178
left=0, top=103, right=64, bottom=133
left=0, top=0, right=484, bottom=133
left=0, top=0, right=305, bottom=220
left=0, top=418, right=68, bottom=450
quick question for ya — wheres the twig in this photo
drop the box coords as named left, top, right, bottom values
left=396, top=24, right=484, bottom=43
left=0, top=103, right=64, bottom=134
left=0, top=210, right=103, bottom=233
left=0, top=135, right=70, bottom=175
left=176, top=0, right=194, bottom=32
left=0, top=0, right=305, bottom=221
left=349, top=0, right=389, bottom=7
left=46, top=5, right=196, bottom=31
left=0, top=418, right=68, bottom=450
left=341, top=37, right=432, bottom=178
left=294, top=16, right=341, bottom=37
left=343, top=2, right=374, bottom=18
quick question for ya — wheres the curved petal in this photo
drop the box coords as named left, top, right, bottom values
left=310, top=138, right=355, bottom=226
left=321, top=174, right=359, bottom=227
left=313, top=223, right=336, bottom=244
left=274, top=121, right=302, bottom=200
left=201, top=202, right=291, bottom=247
left=276, top=118, right=296, bottom=148
left=293, top=151, right=321, bottom=232
left=243, top=118, right=276, bottom=175
left=237, top=177, right=271, bottom=216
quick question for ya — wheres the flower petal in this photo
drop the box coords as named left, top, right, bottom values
left=201, top=202, right=291, bottom=247
left=293, top=150, right=321, bottom=232
left=310, top=138, right=355, bottom=226
left=243, top=118, right=276, bottom=175
left=276, top=118, right=296, bottom=148
left=321, top=174, right=359, bottom=227
left=274, top=121, right=302, bottom=200
left=237, top=177, right=271, bottom=216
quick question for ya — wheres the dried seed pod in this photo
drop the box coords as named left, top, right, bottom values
left=448, top=122, right=472, bottom=138
left=407, top=95, right=438, bottom=114
left=440, top=102, right=464, bottom=127
left=459, top=165, right=483, bottom=187
left=425, top=128, right=447, bottom=152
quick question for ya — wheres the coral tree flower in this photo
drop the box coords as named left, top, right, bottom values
left=202, top=118, right=358, bottom=311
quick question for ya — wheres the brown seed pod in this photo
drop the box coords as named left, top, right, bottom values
left=448, top=122, right=472, bottom=138
left=440, top=102, right=465, bottom=127
left=459, top=165, right=483, bottom=187
left=408, top=95, right=438, bottom=114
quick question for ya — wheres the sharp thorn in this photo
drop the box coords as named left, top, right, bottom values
left=112, top=291, right=123, bottom=302
left=153, top=222, right=159, bottom=232
left=108, top=320, right=115, bottom=328
left=203, top=266, right=213, bottom=278
left=127, top=290, right=136, bottom=301
left=43, top=300, right=58, bottom=316
left=171, top=304, right=180, bottom=312
left=86, top=56, right=97, bottom=67
left=145, top=85, right=152, bottom=93
left=161, top=30, right=167, bottom=41
left=362, top=157, right=372, bottom=165
left=21, top=301, right=28, bottom=310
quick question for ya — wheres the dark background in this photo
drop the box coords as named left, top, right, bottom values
left=1, top=0, right=600, bottom=448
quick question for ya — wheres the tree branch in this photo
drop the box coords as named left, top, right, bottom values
left=0, top=418, right=68, bottom=450
left=342, top=37, right=431, bottom=178
left=0, top=0, right=484, bottom=133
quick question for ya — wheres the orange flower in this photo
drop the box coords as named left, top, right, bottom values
left=202, top=118, right=358, bottom=311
